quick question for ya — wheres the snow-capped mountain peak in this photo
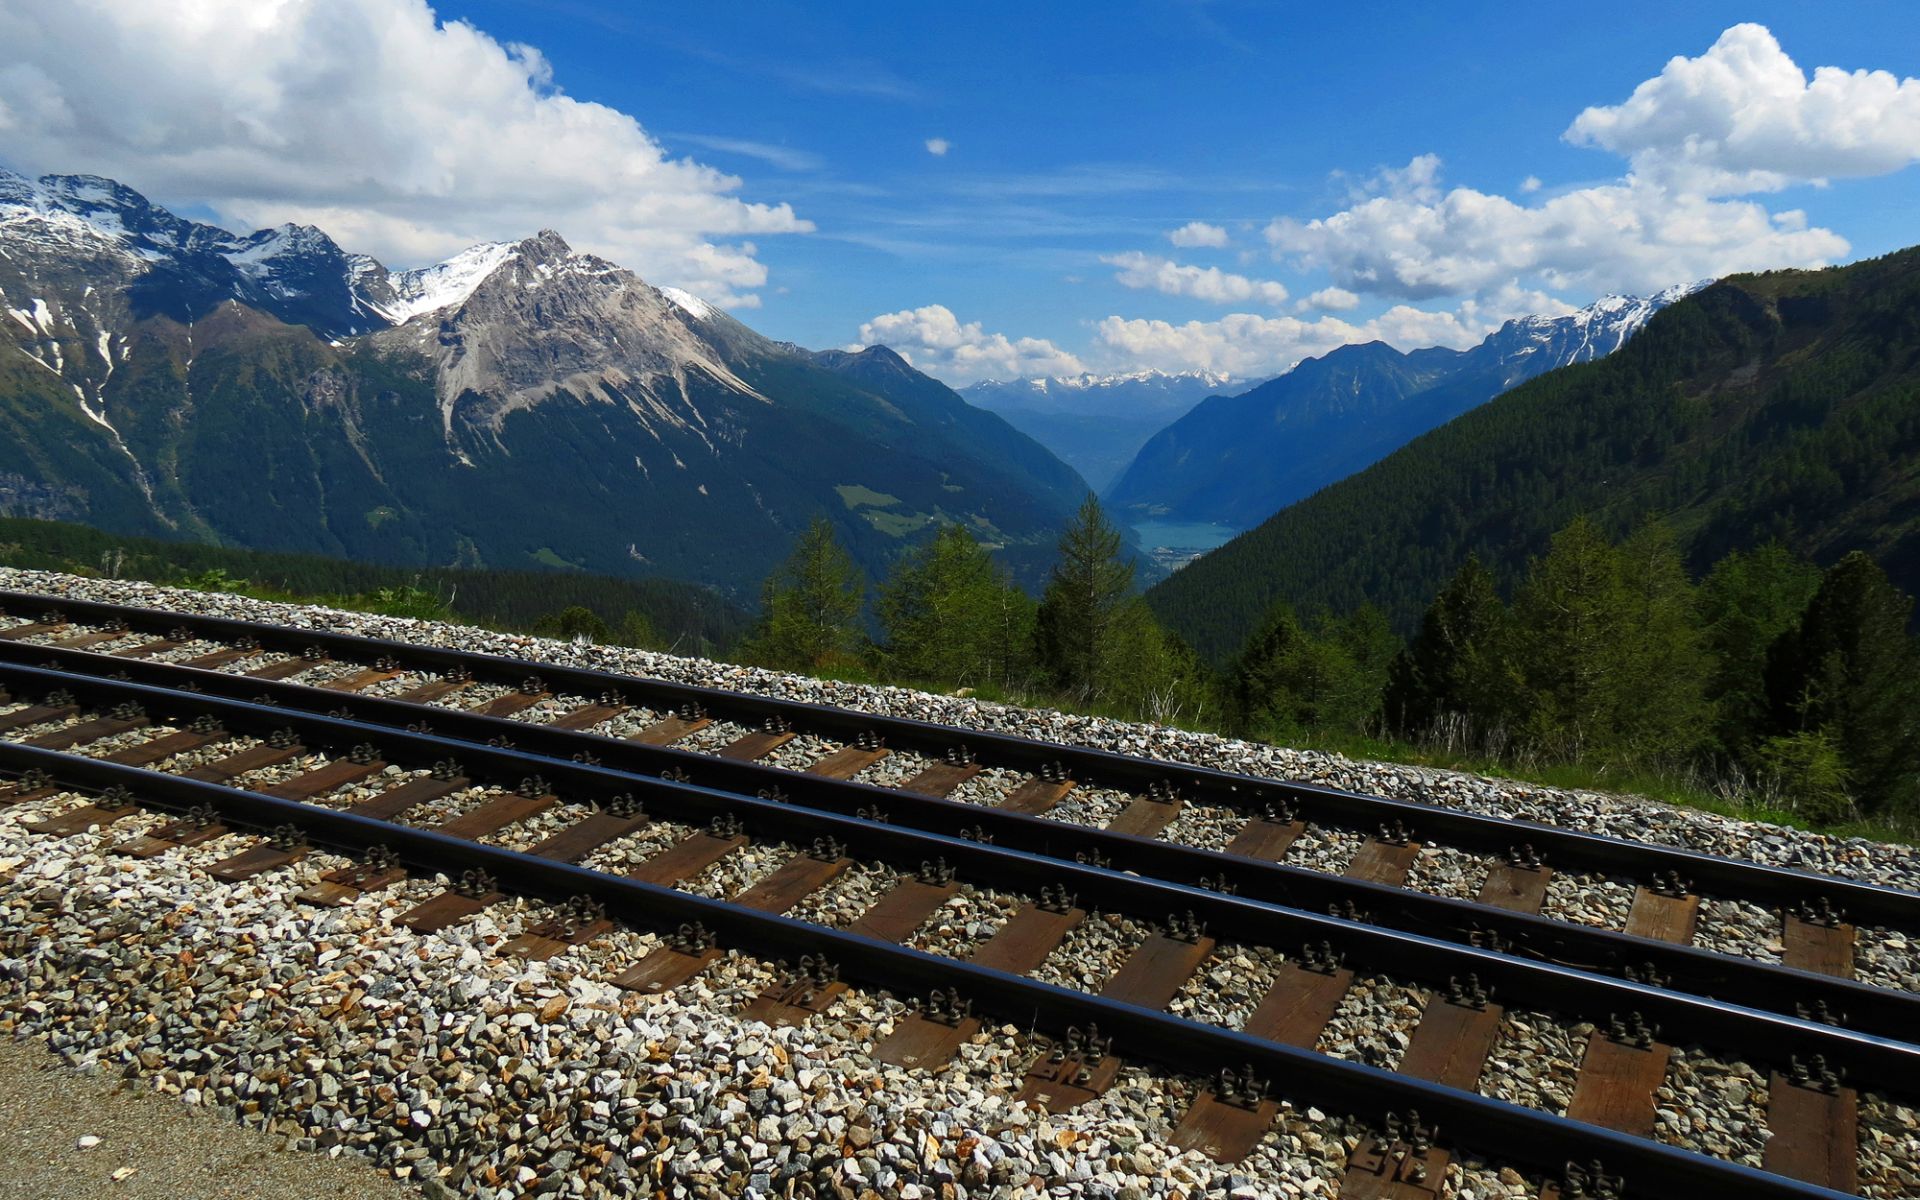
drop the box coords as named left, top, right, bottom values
left=660, top=286, right=714, bottom=321
left=377, top=241, right=518, bottom=324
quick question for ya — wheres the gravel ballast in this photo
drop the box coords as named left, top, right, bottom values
left=3, top=569, right=1920, bottom=1198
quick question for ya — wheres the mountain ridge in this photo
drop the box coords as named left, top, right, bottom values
left=1105, top=284, right=1707, bottom=530
left=1144, top=249, right=1920, bottom=659
left=0, top=169, right=1089, bottom=596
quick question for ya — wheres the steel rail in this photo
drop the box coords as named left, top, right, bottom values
left=6, top=589, right=1918, bottom=931
left=0, top=740, right=1853, bottom=1200
left=0, top=658, right=1913, bottom=1095
left=1, top=642, right=1914, bottom=1045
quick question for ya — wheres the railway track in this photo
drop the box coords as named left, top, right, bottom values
left=0, top=593, right=1914, bottom=1196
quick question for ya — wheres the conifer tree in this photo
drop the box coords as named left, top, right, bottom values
left=1035, top=495, right=1134, bottom=699
left=1699, top=543, right=1820, bottom=756
left=879, top=524, right=1031, bottom=688
left=1764, top=552, right=1920, bottom=816
left=1510, top=517, right=1629, bottom=756
left=1611, top=519, right=1711, bottom=761
left=1228, top=604, right=1378, bottom=738
left=1384, top=556, right=1511, bottom=741
left=740, top=517, right=865, bottom=670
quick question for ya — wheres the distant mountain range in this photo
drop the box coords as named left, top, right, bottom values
left=1146, top=249, right=1920, bottom=659
left=1106, top=285, right=1706, bottom=530
left=960, top=369, right=1256, bottom=493
left=0, top=170, right=1089, bottom=595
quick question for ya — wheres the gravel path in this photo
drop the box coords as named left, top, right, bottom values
left=0, top=1036, right=422, bottom=1200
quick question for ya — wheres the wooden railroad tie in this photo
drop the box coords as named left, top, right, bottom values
left=1223, top=801, right=1304, bottom=862
left=1104, top=779, right=1183, bottom=839
left=1477, top=844, right=1552, bottom=914
left=997, top=760, right=1074, bottom=815
left=1345, top=820, right=1421, bottom=887
left=207, top=823, right=310, bottom=882
left=1565, top=1011, right=1670, bottom=1139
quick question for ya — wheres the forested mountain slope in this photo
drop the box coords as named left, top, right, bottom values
left=1146, top=248, right=1920, bottom=658
left=0, top=171, right=1088, bottom=598
left=1107, top=287, right=1698, bottom=531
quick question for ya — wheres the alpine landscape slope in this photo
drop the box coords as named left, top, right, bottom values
left=1146, top=250, right=1920, bottom=658
left=1106, top=285, right=1705, bottom=531
left=0, top=170, right=1088, bottom=595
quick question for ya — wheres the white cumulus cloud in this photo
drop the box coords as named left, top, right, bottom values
left=1266, top=157, right=1847, bottom=301
left=0, top=0, right=812, bottom=306
left=854, top=304, right=1086, bottom=385
left=1094, top=312, right=1361, bottom=377
left=1567, top=23, right=1920, bottom=195
left=1096, top=283, right=1574, bottom=377
left=1301, top=286, right=1360, bottom=312
left=1168, top=221, right=1229, bottom=248
left=1102, top=252, right=1288, bottom=306
left=925, top=138, right=951, bottom=157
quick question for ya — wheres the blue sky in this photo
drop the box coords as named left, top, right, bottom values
left=3, top=1, right=1918, bottom=382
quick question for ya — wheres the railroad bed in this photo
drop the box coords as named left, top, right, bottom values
left=0, top=575, right=1916, bottom=1199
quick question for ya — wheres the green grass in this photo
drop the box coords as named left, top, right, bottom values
left=801, top=664, right=1913, bottom=848
left=834, top=484, right=901, bottom=509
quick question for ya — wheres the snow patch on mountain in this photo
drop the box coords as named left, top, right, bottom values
left=660, top=287, right=713, bottom=321
left=379, top=241, right=518, bottom=323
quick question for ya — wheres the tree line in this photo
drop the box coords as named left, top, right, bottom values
left=1380, top=519, right=1918, bottom=824
left=741, top=500, right=1920, bottom=831
left=737, top=498, right=1213, bottom=725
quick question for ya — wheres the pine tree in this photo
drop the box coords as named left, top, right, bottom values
left=1034, top=495, right=1135, bottom=700
left=1103, top=600, right=1215, bottom=725
left=1611, top=519, right=1711, bottom=761
left=1510, top=517, right=1629, bottom=756
left=1228, top=603, right=1374, bottom=738
left=1764, top=552, right=1920, bottom=817
left=1699, top=542, right=1820, bottom=757
left=739, top=517, right=865, bottom=670
left=879, top=524, right=1031, bottom=688
left=1384, top=557, right=1511, bottom=742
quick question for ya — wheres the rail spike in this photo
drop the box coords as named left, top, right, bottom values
left=1299, top=940, right=1345, bottom=975
left=917, top=857, right=955, bottom=886
left=1562, top=1159, right=1624, bottom=1200
left=1605, top=1011, right=1660, bottom=1049
left=558, top=894, right=606, bottom=933
left=1037, top=883, right=1077, bottom=914
left=1259, top=799, right=1297, bottom=825
left=454, top=868, right=498, bottom=899
left=1787, top=1052, right=1845, bottom=1094
left=1792, top=896, right=1846, bottom=928
left=1213, top=1063, right=1270, bottom=1110
left=667, top=921, right=714, bottom=952
left=604, top=792, right=645, bottom=819
left=1444, top=973, right=1491, bottom=1010
left=1157, top=910, right=1208, bottom=943
left=1649, top=868, right=1691, bottom=898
